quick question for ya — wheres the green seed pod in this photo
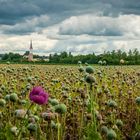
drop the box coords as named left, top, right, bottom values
left=85, top=62, right=89, bottom=66
left=28, top=117, right=35, bottom=123
left=10, top=126, right=18, bottom=135
left=19, top=100, right=27, bottom=105
left=85, top=75, right=96, bottom=84
left=78, top=67, right=84, bottom=73
left=51, top=121, right=56, bottom=129
left=27, top=123, right=37, bottom=132
left=26, top=85, right=31, bottom=90
left=33, top=115, right=40, bottom=122
left=36, top=106, right=42, bottom=111
left=15, top=109, right=26, bottom=119
left=54, top=104, right=67, bottom=114
left=10, top=93, right=18, bottom=102
left=107, top=129, right=117, bottom=140
left=68, top=97, right=72, bottom=101
left=4, top=94, right=10, bottom=101
left=101, top=126, right=108, bottom=134
left=120, top=59, right=125, bottom=64
left=78, top=61, right=82, bottom=65
left=27, top=77, right=32, bottom=82
left=1, top=85, right=5, bottom=90
left=107, top=100, right=117, bottom=108
left=116, top=119, right=123, bottom=127
left=0, top=99, right=6, bottom=107
left=6, top=61, right=10, bottom=65
left=42, top=112, right=55, bottom=121
left=136, top=97, right=140, bottom=105
left=50, top=99, right=59, bottom=106
left=97, top=70, right=102, bottom=75
left=102, top=60, right=107, bottom=65
left=98, top=60, right=103, bottom=65
left=85, top=66, right=94, bottom=74
left=86, top=113, right=92, bottom=120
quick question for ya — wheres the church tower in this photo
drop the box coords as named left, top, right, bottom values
left=28, top=40, right=33, bottom=61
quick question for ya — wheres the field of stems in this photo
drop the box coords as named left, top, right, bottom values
left=0, top=64, right=140, bottom=140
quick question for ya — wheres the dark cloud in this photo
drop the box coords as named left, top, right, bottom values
left=0, top=0, right=139, bottom=25
left=0, top=0, right=139, bottom=36
left=0, top=0, right=42, bottom=25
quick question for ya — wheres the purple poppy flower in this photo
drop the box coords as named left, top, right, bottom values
left=29, top=86, right=49, bottom=105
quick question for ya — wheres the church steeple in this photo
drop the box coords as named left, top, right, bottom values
left=30, top=40, right=33, bottom=50
left=28, top=40, right=33, bottom=61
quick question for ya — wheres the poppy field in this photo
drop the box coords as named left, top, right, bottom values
left=0, top=64, right=140, bottom=140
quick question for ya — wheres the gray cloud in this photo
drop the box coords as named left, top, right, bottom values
left=0, top=0, right=140, bottom=55
left=2, top=15, right=49, bottom=34
left=0, top=0, right=140, bottom=26
left=58, top=14, right=140, bottom=37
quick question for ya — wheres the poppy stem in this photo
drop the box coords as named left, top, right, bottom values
left=17, top=102, right=34, bottom=139
left=57, top=114, right=60, bottom=140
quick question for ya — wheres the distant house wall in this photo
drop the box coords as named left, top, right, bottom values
left=28, top=53, right=33, bottom=61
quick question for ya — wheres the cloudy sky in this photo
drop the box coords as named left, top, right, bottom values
left=0, top=0, right=140, bottom=55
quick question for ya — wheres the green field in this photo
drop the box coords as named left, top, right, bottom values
left=0, top=64, right=140, bottom=140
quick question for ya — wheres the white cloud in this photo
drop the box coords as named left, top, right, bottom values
left=58, top=14, right=140, bottom=38
left=0, top=14, right=140, bottom=55
left=0, top=33, right=57, bottom=55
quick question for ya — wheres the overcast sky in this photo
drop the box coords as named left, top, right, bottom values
left=0, top=0, right=140, bottom=55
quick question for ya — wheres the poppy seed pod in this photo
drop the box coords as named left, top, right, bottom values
left=34, top=115, right=40, bottom=122
left=107, top=100, right=117, bottom=108
left=6, top=61, right=10, bottom=65
left=85, top=75, right=96, bottom=84
left=50, top=98, right=59, bottom=106
left=78, top=61, right=82, bottom=65
left=51, top=120, right=57, bottom=129
left=86, top=113, right=92, bottom=120
left=101, top=126, right=108, bottom=134
left=10, top=126, right=19, bottom=135
left=28, top=117, right=36, bottom=123
left=0, top=99, right=6, bottom=107
left=78, top=67, right=85, bottom=73
left=135, top=97, right=140, bottom=105
left=19, top=100, right=27, bottom=105
left=41, top=112, right=55, bottom=121
left=120, top=59, right=125, bottom=64
left=116, top=119, right=123, bottom=127
left=98, top=60, right=103, bottom=65
left=107, top=129, right=117, bottom=140
left=102, top=60, right=107, bottom=65
left=10, top=93, right=18, bottom=102
left=85, top=66, right=94, bottom=74
left=4, top=94, right=10, bottom=101
left=15, top=109, right=26, bottom=119
left=54, top=103, right=67, bottom=114
left=27, top=123, right=37, bottom=132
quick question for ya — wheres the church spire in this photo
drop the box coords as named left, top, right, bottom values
left=28, top=40, right=33, bottom=61
left=30, top=40, right=33, bottom=50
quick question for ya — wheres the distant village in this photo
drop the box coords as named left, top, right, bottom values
left=22, top=40, right=49, bottom=62
left=0, top=41, right=49, bottom=63
left=0, top=41, right=139, bottom=65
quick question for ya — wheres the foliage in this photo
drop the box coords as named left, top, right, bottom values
left=0, top=49, right=140, bottom=65
left=47, top=49, right=140, bottom=65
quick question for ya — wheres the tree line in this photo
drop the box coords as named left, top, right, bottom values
left=0, top=49, right=140, bottom=65
left=48, top=49, right=140, bottom=65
